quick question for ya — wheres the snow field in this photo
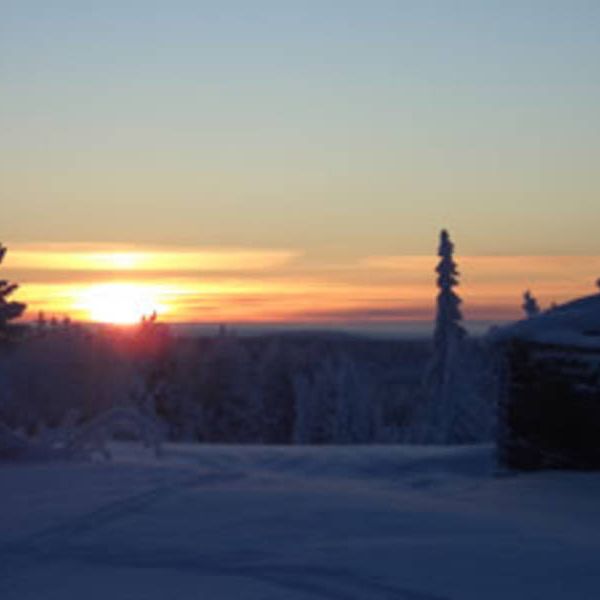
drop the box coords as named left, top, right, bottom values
left=1, top=443, right=599, bottom=599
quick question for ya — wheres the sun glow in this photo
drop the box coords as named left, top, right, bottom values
left=9, top=245, right=600, bottom=324
left=78, top=283, right=165, bottom=324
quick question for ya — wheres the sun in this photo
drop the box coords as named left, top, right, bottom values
left=79, top=283, right=164, bottom=324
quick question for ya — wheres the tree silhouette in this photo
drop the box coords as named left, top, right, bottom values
left=433, top=229, right=465, bottom=352
left=522, top=290, right=540, bottom=318
left=412, top=230, right=491, bottom=444
left=0, top=244, right=26, bottom=341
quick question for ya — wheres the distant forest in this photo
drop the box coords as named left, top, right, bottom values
left=0, top=231, right=504, bottom=454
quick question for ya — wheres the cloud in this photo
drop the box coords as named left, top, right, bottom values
left=362, top=255, right=600, bottom=282
left=288, top=303, right=523, bottom=323
left=7, top=244, right=600, bottom=323
left=6, top=243, right=300, bottom=273
left=292, top=306, right=434, bottom=322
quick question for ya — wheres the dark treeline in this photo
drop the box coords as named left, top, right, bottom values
left=0, top=321, right=447, bottom=444
left=0, top=231, right=499, bottom=450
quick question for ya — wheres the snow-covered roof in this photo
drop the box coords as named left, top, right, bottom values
left=494, top=294, right=600, bottom=349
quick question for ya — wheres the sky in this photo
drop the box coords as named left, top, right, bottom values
left=2, top=1, right=599, bottom=325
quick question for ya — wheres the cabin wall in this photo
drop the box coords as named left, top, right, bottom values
left=499, top=339, right=600, bottom=470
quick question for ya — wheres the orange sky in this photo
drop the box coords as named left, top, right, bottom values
left=3, top=243, right=599, bottom=326
left=3, top=4, right=599, bottom=318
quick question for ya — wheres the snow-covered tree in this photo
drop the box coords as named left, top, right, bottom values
left=330, top=354, right=376, bottom=444
left=1, top=323, right=125, bottom=433
left=257, top=339, right=297, bottom=443
left=195, top=334, right=263, bottom=442
left=522, top=290, right=540, bottom=318
left=410, top=230, right=493, bottom=444
left=433, top=230, right=465, bottom=351
left=292, top=350, right=377, bottom=444
left=129, top=314, right=173, bottom=414
left=425, top=230, right=466, bottom=428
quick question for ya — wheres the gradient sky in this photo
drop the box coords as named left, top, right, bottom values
left=2, top=2, right=599, bottom=323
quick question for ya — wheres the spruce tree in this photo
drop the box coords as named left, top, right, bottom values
left=412, top=230, right=473, bottom=444
left=522, top=290, right=540, bottom=318
left=0, top=244, right=26, bottom=341
left=433, top=229, right=465, bottom=353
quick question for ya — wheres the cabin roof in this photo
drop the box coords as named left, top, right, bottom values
left=494, top=294, right=600, bottom=348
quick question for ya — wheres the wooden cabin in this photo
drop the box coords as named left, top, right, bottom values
left=495, top=294, right=600, bottom=470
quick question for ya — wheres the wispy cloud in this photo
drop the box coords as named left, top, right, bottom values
left=4, top=244, right=599, bottom=324
left=7, top=243, right=300, bottom=272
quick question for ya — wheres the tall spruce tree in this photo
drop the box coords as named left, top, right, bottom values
left=411, top=230, right=473, bottom=444
left=433, top=229, right=465, bottom=352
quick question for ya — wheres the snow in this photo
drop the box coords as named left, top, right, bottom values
left=495, top=293, right=600, bottom=348
left=1, top=443, right=600, bottom=599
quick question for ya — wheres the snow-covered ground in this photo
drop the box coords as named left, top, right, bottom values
left=1, top=443, right=599, bottom=599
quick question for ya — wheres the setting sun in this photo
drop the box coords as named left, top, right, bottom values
left=77, top=283, right=164, bottom=324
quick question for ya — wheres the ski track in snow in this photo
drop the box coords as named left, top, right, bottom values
left=2, top=444, right=599, bottom=600
left=0, top=463, right=449, bottom=600
left=0, top=470, right=236, bottom=594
